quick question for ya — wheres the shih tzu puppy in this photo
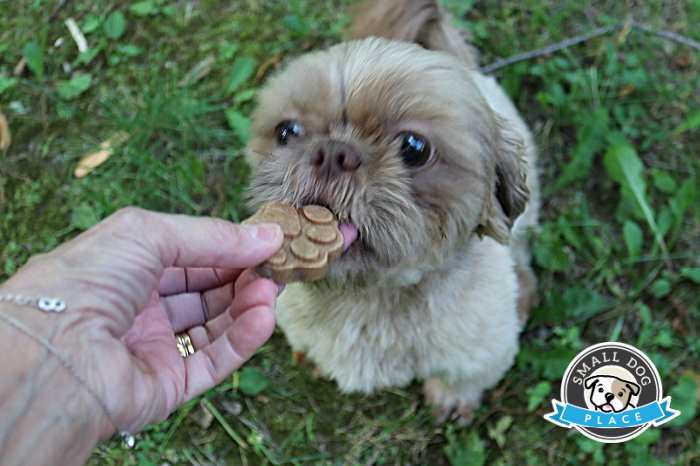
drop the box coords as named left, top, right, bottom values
left=245, top=0, right=539, bottom=422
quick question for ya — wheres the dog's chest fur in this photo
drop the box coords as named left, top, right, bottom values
left=276, top=236, right=522, bottom=393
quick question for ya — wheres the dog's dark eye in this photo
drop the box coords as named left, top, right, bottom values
left=598, top=388, right=604, bottom=393
left=618, top=392, right=623, bottom=397
left=397, top=132, right=432, bottom=167
left=276, top=120, right=303, bottom=145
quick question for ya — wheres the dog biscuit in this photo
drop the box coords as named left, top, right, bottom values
left=243, top=203, right=344, bottom=283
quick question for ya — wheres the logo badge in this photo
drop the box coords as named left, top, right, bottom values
left=545, top=342, right=679, bottom=443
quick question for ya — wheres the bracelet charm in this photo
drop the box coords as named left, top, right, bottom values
left=0, top=293, right=66, bottom=313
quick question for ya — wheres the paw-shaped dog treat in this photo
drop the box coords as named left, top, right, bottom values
left=243, top=203, right=344, bottom=283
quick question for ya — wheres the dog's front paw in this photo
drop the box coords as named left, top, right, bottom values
left=424, top=378, right=480, bottom=426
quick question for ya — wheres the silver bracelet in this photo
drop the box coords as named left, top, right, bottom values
left=0, top=293, right=67, bottom=313
left=0, top=292, right=136, bottom=449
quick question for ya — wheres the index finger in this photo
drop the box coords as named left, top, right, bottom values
left=159, top=267, right=241, bottom=296
left=108, top=208, right=283, bottom=270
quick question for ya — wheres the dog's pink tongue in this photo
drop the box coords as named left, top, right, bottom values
left=339, top=222, right=358, bottom=252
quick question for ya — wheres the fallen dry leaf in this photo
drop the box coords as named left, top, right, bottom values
left=618, top=84, right=636, bottom=98
left=616, top=20, right=632, bottom=45
left=178, top=55, right=215, bottom=87
left=65, top=17, right=88, bottom=53
left=74, top=131, right=128, bottom=178
left=192, top=400, right=214, bottom=430
left=0, top=109, right=10, bottom=151
left=255, top=54, right=282, bottom=80
left=13, top=57, right=26, bottom=76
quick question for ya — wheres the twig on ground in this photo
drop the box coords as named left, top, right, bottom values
left=480, top=24, right=622, bottom=73
left=50, top=0, right=72, bottom=20
left=480, top=20, right=700, bottom=74
left=631, top=21, right=700, bottom=52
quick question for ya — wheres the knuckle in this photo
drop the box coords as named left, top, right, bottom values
left=111, top=206, right=149, bottom=228
left=24, top=252, right=49, bottom=267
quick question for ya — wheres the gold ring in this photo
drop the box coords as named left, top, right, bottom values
left=175, top=333, right=195, bottom=359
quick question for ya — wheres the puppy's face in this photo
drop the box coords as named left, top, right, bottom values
left=586, top=376, right=640, bottom=413
left=246, top=38, right=528, bottom=282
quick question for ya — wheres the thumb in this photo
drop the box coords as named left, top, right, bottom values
left=106, top=208, right=284, bottom=270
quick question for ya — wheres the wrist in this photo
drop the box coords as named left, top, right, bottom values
left=0, top=304, right=112, bottom=465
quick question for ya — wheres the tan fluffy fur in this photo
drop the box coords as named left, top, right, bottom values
left=245, top=0, right=539, bottom=421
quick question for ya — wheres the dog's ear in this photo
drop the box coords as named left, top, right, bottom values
left=347, top=0, right=478, bottom=68
left=626, top=382, right=641, bottom=396
left=584, top=377, right=600, bottom=390
left=477, top=115, right=530, bottom=244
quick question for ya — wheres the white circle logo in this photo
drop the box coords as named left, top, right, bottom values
left=545, top=342, right=679, bottom=443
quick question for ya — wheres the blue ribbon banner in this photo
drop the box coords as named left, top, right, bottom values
left=545, top=397, right=679, bottom=429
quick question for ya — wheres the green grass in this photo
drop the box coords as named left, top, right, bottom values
left=2, top=1, right=699, bottom=464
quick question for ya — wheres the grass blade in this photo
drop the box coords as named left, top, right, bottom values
left=202, top=398, right=248, bottom=450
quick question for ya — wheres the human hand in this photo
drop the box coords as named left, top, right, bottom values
left=0, top=207, right=283, bottom=440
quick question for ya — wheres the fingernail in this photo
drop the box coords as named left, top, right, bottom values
left=245, top=223, right=281, bottom=242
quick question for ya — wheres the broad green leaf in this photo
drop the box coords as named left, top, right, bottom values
left=117, top=44, right=143, bottom=56
left=532, top=225, right=571, bottom=272
left=23, top=41, right=44, bottom=79
left=219, top=41, right=239, bottom=61
left=487, top=415, right=512, bottom=448
left=103, top=11, right=127, bottom=40
left=226, top=56, right=256, bottom=94
left=57, top=74, right=92, bottom=100
left=444, top=428, right=485, bottom=466
left=532, top=287, right=610, bottom=324
left=674, top=110, right=700, bottom=135
left=71, top=203, right=100, bottom=230
left=623, top=220, right=643, bottom=259
left=526, top=381, right=551, bottom=411
left=669, top=374, right=697, bottom=426
left=517, top=345, right=578, bottom=380
left=238, top=367, right=270, bottom=396
left=129, top=1, right=157, bottom=16
left=82, top=14, right=102, bottom=33
left=680, top=267, right=700, bottom=284
left=670, top=178, right=698, bottom=226
left=649, top=352, right=671, bottom=378
left=0, top=75, right=18, bottom=95
left=603, top=140, right=667, bottom=257
left=225, top=108, right=251, bottom=142
left=657, top=207, right=673, bottom=239
left=234, top=89, right=256, bottom=105
left=76, top=46, right=102, bottom=65
left=653, top=328, right=673, bottom=348
left=650, top=278, right=671, bottom=298
left=282, top=14, right=311, bottom=36
left=651, top=168, right=677, bottom=194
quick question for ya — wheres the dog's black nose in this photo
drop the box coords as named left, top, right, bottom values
left=311, top=140, right=362, bottom=178
left=605, top=393, right=615, bottom=402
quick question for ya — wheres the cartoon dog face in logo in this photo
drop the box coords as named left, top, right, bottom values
left=585, top=375, right=641, bottom=413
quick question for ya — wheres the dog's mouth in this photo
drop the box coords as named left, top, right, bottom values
left=599, top=403, right=615, bottom=413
